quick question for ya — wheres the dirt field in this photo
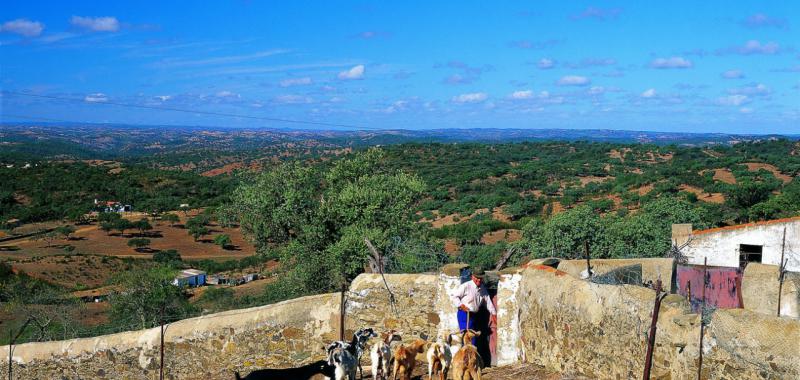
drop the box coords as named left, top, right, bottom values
left=744, top=162, right=793, bottom=183
left=3, top=212, right=256, bottom=260
left=301, top=363, right=577, bottom=380
left=712, top=168, right=737, bottom=184
left=0, top=211, right=257, bottom=288
left=481, top=229, right=522, bottom=245
left=679, top=184, right=726, bottom=204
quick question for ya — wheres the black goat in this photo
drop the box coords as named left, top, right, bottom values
left=234, top=359, right=335, bottom=380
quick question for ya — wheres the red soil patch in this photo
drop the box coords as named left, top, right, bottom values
left=743, top=162, right=793, bottom=183
left=201, top=162, right=245, bottom=177
left=634, top=184, right=654, bottom=196
left=426, top=208, right=490, bottom=228
left=519, top=189, right=544, bottom=197
left=492, top=206, right=513, bottom=223
left=578, top=176, right=614, bottom=186
left=444, top=239, right=460, bottom=255
left=543, top=201, right=565, bottom=216
left=630, top=168, right=644, bottom=175
left=679, top=185, right=726, bottom=204
left=608, top=148, right=631, bottom=162
left=7, top=212, right=257, bottom=261
left=480, top=229, right=522, bottom=245
left=712, top=169, right=737, bottom=184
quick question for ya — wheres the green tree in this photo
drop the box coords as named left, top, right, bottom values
left=133, top=218, right=152, bottom=236
left=521, top=205, right=608, bottom=259
left=108, top=266, right=195, bottom=330
left=228, top=148, right=426, bottom=295
left=189, top=225, right=209, bottom=242
left=213, top=234, right=232, bottom=249
left=162, top=213, right=180, bottom=227
left=54, top=225, right=76, bottom=241
left=127, top=238, right=151, bottom=251
left=153, top=249, right=182, bottom=264
left=114, top=218, right=134, bottom=236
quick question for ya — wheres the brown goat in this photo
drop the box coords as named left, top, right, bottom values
left=391, top=338, right=427, bottom=380
left=450, top=330, right=483, bottom=380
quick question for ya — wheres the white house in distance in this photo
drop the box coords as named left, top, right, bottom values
left=673, top=216, right=800, bottom=272
left=172, top=269, right=207, bottom=287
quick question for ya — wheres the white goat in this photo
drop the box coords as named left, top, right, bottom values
left=426, top=332, right=458, bottom=380
left=369, top=330, right=402, bottom=380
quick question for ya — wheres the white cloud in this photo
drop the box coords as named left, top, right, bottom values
left=0, top=18, right=44, bottom=37
left=728, top=83, right=771, bottom=96
left=741, top=14, right=787, bottom=29
left=641, top=88, right=657, bottom=98
left=537, top=58, right=555, bottom=69
left=719, top=40, right=781, bottom=55
left=739, top=107, right=754, bottom=114
left=280, top=77, right=313, bottom=87
left=721, top=70, right=744, bottom=79
left=70, top=16, right=120, bottom=32
left=84, top=93, right=108, bottom=103
left=452, top=92, right=488, bottom=103
left=510, top=90, right=534, bottom=99
left=338, top=64, right=365, bottom=80
left=215, top=91, right=240, bottom=98
left=588, top=86, right=605, bottom=95
left=717, top=94, right=749, bottom=106
left=274, top=94, right=312, bottom=104
left=154, top=95, right=171, bottom=101
left=649, top=57, right=692, bottom=69
left=557, top=75, right=590, bottom=86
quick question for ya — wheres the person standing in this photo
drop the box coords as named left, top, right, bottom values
left=450, top=267, right=497, bottom=334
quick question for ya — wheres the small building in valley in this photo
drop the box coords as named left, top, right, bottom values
left=173, top=269, right=207, bottom=287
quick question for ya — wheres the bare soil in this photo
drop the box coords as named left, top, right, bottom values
left=744, top=162, right=793, bottom=183
left=712, top=168, right=737, bottom=184
left=481, top=229, right=522, bottom=245
left=679, top=184, right=726, bottom=204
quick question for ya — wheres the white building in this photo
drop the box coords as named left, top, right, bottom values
left=673, top=217, right=800, bottom=272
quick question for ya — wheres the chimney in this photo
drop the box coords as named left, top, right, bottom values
left=671, top=224, right=693, bottom=247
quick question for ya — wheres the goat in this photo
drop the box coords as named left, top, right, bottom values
left=450, top=329, right=483, bottom=380
left=370, top=330, right=402, bottom=380
left=391, top=338, right=427, bottom=380
left=234, top=359, right=335, bottom=380
left=326, top=328, right=378, bottom=379
left=426, top=332, right=457, bottom=380
left=327, top=347, right=357, bottom=380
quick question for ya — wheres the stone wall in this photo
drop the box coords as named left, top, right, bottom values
left=557, top=258, right=675, bottom=290
left=1, top=293, right=341, bottom=380
left=346, top=273, right=441, bottom=342
left=3, top=264, right=799, bottom=380
left=515, top=264, right=800, bottom=379
left=741, top=263, right=800, bottom=318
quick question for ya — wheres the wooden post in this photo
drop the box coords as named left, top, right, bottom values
left=159, top=304, right=165, bottom=380
left=7, top=318, right=32, bottom=380
left=643, top=279, right=665, bottom=380
left=777, top=227, right=787, bottom=317
left=697, top=258, right=708, bottom=380
left=339, top=283, right=346, bottom=341
left=584, top=240, right=592, bottom=279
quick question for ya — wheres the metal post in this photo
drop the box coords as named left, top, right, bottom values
left=697, top=258, right=708, bottom=380
left=7, top=318, right=32, bottom=380
left=643, top=279, right=664, bottom=380
left=777, top=227, right=787, bottom=317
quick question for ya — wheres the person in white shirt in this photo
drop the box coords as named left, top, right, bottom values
left=450, top=267, right=497, bottom=338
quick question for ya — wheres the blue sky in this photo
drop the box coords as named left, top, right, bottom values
left=1, top=1, right=798, bottom=133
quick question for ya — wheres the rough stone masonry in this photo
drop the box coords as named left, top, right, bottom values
left=2, top=259, right=799, bottom=379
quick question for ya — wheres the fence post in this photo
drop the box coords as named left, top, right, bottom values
left=777, top=227, right=787, bottom=317
left=697, top=258, right=708, bottom=380
left=643, top=279, right=665, bottom=380
left=159, top=304, right=165, bottom=380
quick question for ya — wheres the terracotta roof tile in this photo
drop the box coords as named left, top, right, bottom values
left=693, top=216, right=800, bottom=236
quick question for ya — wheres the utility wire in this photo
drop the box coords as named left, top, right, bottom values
left=2, top=90, right=375, bottom=130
